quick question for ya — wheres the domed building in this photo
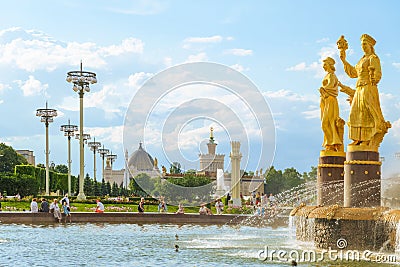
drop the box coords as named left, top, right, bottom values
left=128, top=142, right=154, bottom=171
left=127, top=142, right=160, bottom=180
left=104, top=142, right=160, bottom=189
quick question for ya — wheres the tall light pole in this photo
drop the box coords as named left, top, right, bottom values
left=88, top=138, right=101, bottom=182
left=98, top=145, right=109, bottom=181
left=75, top=133, right=91, bottom=145
left=60, top=120, right=78, bottom=196
left=66, top=62, right=97, bottom=200
left=36, top=102, right=57, bottom=195
left=106, top=152, right=117, bottom=182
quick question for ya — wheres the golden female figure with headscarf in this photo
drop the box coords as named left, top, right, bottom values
left=319, top=57, right=344, bottom=152
left=337, top=34, right=390, bottom=150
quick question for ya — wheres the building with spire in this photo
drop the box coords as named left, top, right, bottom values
left=198, top=127, right=225, bottom=177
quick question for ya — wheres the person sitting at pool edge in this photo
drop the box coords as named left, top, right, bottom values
left=138, top=197, right=145, bottom=213
left=95, top=199, right=104, bottom=213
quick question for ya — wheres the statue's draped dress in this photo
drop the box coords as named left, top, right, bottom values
left=320, top=72, right=341, bottom=147
left=343, top=54, right=385, bottom=142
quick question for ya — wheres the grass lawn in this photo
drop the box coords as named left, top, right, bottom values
left=0, top=201, right=212, bottom=214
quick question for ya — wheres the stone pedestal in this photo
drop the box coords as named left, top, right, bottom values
left=317, top=151, right=345, bottom=206
left=344, top=146, right=381, bottom=207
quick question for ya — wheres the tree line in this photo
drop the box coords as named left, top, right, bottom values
left=0, top=142, right=317, bottom=198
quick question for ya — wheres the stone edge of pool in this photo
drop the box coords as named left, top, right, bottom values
left=0, top=212, right=251, bottom=225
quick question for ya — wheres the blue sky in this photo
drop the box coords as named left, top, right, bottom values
left=1, top=1, right=400, bottom=179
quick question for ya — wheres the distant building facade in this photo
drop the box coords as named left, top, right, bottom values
left=198, top=127, right=225, bottom=177
left=104, top=143, right=160, bottom=189
left=16, top=150, right=35, bottom=165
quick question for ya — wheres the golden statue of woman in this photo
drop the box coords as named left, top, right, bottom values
left=337, top=34, right=390, bottom=149
left=319, top=57, right=344, bottom=152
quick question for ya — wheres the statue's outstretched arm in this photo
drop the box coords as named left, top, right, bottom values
left=338, top=81, right=355, bottom=97
left=342, top=61, right=358, bottom=79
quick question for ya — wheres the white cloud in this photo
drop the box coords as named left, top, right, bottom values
left=0, top=83, right=10, bottom=94
left=317, top=44, right=337, bottom=61
left=302, top=108, right=320, bottom=119
left=16, top=75, right=48, bottom=96
left=163, top=57, right=173, bottom=67
left=286, top=62, right=307, bottom=71
left=286, top=44, right=338, bottom=78
left=105, top=0, right=166, bottom=15
left=58, top=72, right=153, bottom=116
left=184, top=35, right=223, bottom=44
left=316, top=37, right=329, bottom=43
left=186, top=52, right=208, bottom=62
left=263, top=89, right=319, bottom=103
left=182, top=35, right=226, bottom=50
left=0, top=27, right=144, bottom=72
left=98, top=37, right=144, bottom=56
left=391, top=118, right=400, bottom=140
left=224, top=48, right=253, bottom=56
left=393, top=63, right=400, bottom=69
left=230, top=64, right=249, bottom=72
left=87, top=125, right=124, bottom=145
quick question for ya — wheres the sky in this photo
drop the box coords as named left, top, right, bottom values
left=1, top=0, right=400, bottom=180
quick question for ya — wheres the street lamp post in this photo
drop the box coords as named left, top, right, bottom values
left=106, top=152, right=117, bottom=183
left=88, top=138, right=101, bottom=182
left=36, top=102, right=57, bottom=195
left=66, top=63, right=97, bottom=201
left=75, top=133, right=91, bottom=145
left=74, top=132, right=91, bottom=199
left=60, top=120, right=78, bottom=196
left=98, top=146, right=109, bottom=181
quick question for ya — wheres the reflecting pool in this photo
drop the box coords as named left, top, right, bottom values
left=0, top=223, right=398, bottom=266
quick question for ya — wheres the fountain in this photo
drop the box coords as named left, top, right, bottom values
left=291, top=34, right=400, bottom=253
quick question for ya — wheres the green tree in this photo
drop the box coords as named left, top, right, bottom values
left=0, top=173, right=38, bottom=197
left=55, top=164, right=68, bottom=174
left=106, top=181, right=111, bottom=196
left=129, top=173, right=154, bottom=196
left=0, top=143, right=28, bottom=173
left=101, top=178, right=107, bottom=196
left=185, top=169, right=196, bottom=174
left=169, top=162, right=182, bottom=174
left=154, top=173, right=212, bottom=204
left=264, top=166, right=284, bottom=194
left=282, top=167, right=303, bottom=189
left=84, top=173, right=93, bottom=196
left=302, top=166, right=317, bottom=182
left=93, top=181, right=101, bottom=196
left=111, top=182, right=119, bottom=197
left=74, top=175, right=80, bottom=196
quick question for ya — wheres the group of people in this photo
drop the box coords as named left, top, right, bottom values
left=199, top=199, right=224, bottom=215
left=137, top=196, right=185, bottom=214
left=27, top=195, right=228, bottom=217
left=251, top=192, right=276, bottom=206
left=30, top=194, right=71, bottom=223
